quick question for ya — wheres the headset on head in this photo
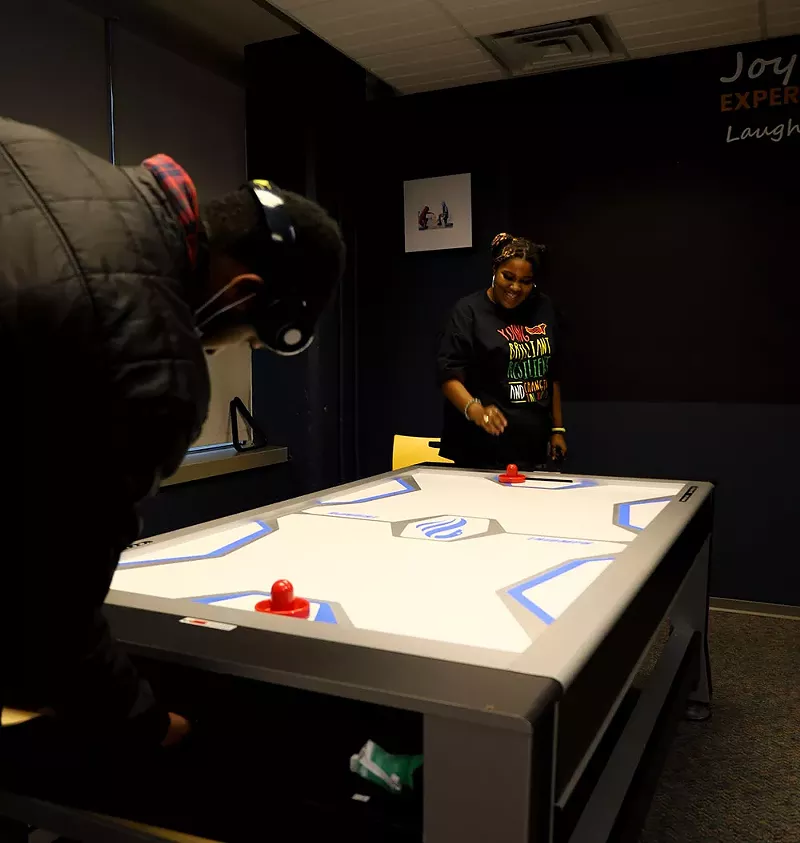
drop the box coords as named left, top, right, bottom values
left=243, top=179, right=316, bottom=356
left=249, top=179, right=295, bottom=247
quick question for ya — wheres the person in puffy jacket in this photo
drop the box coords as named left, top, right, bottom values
left=0, top=116, right=345, bottom=750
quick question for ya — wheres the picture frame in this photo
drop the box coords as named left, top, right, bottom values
left=404, top=172, right=472, bottom=253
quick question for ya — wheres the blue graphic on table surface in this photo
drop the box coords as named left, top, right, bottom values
left=316, top=477, right=416, bottom=507
left=506, top=556, right=616, bottom=624
left=192, top=590, right=337, bottom=624
left=118, top=521, right=274, bottom=568
left=615, top=497, right=674, bottom=532
left=400, top=515, right=491, bottom=541
left=416, top=516, right=467, bottom=539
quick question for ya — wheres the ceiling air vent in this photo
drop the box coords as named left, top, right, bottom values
left=478, top=17, right=626, bottom=77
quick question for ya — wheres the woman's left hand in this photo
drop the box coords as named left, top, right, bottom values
left=550, top=433, right=568, bottom=462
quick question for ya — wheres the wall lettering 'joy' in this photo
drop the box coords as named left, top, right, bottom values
left=720, top=50, right=800, bottom=144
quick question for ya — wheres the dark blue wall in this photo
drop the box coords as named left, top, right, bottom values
left=563, top=401, right=800, bottom=603
left=153, top=34, right=800, bottom=606
left=245, top=35, right=365, bottom=494
left=354, top=36, right=800, bottom=605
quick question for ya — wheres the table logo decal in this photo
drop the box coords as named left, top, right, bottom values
left=398, top=515, right=493, bottom=542
left=416, top=517, right=468, bottom=540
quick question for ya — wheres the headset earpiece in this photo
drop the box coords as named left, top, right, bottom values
left=242, top=180, right=319, bottom=355
left=250, top=296, right=315, bottom=357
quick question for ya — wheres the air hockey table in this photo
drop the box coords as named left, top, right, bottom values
left=107, top=466, right=714, bottom=843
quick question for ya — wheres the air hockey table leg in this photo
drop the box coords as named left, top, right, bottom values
left=670, top=535, right=713, bottom=716
left=423, top=711, right=554, bottom=843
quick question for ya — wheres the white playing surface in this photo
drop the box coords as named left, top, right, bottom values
left=113, top=470, right=684, bottom=654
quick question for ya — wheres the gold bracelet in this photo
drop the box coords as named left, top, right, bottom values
left=551, top=427, right=566, bottom=434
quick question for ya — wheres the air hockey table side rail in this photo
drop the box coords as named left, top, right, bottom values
left=553, top=484, right=714, bottom=843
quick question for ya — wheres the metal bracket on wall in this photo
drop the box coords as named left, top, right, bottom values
left=230, top=396, right=268, bottom=453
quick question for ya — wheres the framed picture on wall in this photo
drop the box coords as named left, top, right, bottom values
left=404, top=172, right=472, bottom=253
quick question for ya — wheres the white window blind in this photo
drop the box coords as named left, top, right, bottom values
left=111, top=24, right=252, bottom=448
left=196, top=346, right=253, bottom=448
left=0, top=0, right=252, bottom=450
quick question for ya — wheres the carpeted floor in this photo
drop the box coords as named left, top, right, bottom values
left=639, top=610, right=800, bottom=843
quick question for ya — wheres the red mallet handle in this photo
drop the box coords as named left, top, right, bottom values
left=270, top=579, right=294, bottom=611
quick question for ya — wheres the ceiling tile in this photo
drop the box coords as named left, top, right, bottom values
left=271, top=0, right=335, bottom=10
left=767, top=6, right=800, bottom=22
left=272, top=0, right=789, bottom=94
left=623, top=18, right=760, bottom=46
left=445, top=0, right=606, bottom=36
left=362, top=40, right=489, bottom=72
left=612, top=0, right=755, bottom=27
left=402, top=67, right=504, bottom=92
left=382, top=56, right=498, bottom=83
left=768, top=21, right=800, bottom=35
left=766, top=4, right=800, bottom=38
left=401, top=67, right=505, bottom=93
left=435, top=0, right=588, bottom=10
left=317, top=4, right=452, bottom=43
left=626, top=24, right=760, bottom=55
left=615, top=9, right=759, bottom=39
left=342, top=26, right=469, bottom=58
left=298, top=0, right=434, bottom=30
left=603, top=0, right=754, bottom=9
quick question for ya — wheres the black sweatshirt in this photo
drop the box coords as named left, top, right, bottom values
left=437, top=289, right=562, bottom=469
left=0, top=117, right=209, bottom=745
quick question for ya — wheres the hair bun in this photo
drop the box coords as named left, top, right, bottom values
left=491, top=232, right=514, bottom=253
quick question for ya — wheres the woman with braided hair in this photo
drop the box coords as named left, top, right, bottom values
left=437, top=232, right=567, bottom=471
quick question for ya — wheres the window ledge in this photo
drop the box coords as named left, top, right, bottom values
left=161, top=444, right=289, bottom=488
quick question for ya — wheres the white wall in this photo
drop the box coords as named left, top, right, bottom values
left=112, top=25, right=252, bottom=447
left=0, top=0, right=251, bottom=448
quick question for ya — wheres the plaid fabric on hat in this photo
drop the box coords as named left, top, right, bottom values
left=142, top=154, right=200, bottom=270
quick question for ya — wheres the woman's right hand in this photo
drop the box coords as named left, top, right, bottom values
left=468, top=402, right=507, bottom=436
left=161, top=712, right=192, bottom=748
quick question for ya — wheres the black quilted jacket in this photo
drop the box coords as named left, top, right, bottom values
left=0, top=117, right=210, bottom=743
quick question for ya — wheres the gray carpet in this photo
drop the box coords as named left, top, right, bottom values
left=639, top=610, right=800, bottom=843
